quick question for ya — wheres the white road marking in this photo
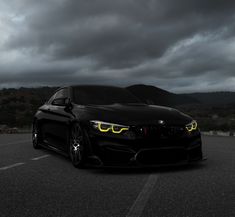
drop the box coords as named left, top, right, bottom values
left=0, top=162, right=25, bottom=170
left=126, top=174, right=159, bottom=217
left=31, top=154, right=50, bottom=161
left=0, top=155, right=50, bottom=171
left=0, top=140, right=31, bottom=147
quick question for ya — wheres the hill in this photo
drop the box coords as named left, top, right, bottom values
left=126, top=84, right=198, bottom=106
left=180, top=92, right=235, bottom=105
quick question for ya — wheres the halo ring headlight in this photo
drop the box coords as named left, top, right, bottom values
left=186, top=120, right=198, bottom=132
left=91, top=121, right=129, bottom=134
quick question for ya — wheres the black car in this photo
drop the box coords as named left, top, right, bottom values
left=32, top=85, right=203, bottom=168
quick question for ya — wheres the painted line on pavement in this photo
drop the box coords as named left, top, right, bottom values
left=31, top=155, right=50, bottom=161
left=126, top=174, right=159, bottom=217
left=0, top=155, right=50, bottom=171
left=0, top=162, right=25, bottom=171
left=0, top=140, right=31, bottom=147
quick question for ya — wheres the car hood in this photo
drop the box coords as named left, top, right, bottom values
left=75, top=103, right=192, bottom=126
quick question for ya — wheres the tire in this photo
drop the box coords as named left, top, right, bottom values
left=32, top=121, right=42, bottom=149
left=69, top=123, right=87, bottom=168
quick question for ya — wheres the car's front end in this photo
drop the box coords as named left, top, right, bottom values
left=72, top=85, right=203, bottom=168
left=87, top=118, right=202, bottom=167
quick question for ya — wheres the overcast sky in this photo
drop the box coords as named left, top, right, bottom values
left=0, top=0, right=235, bottom=92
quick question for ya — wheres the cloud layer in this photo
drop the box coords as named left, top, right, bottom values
left=0, top=0, right=235, bottom=92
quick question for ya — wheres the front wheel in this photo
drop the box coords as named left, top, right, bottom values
left=32, top=121, right=41, bottom=149
left=69, top=123, right=86, bottom=168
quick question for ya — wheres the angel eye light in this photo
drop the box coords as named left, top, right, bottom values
left=186, top=120, right=198, bottom=132
left=112, top=125, right=129, bottom=134
left=98, top=122, right=111, bottom=132
left=91, top=121, right=129, bottom=134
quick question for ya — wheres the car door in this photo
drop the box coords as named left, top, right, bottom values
left=38, top=92, right=56, bottom=144
left=46, top=88, right=73, bottom=152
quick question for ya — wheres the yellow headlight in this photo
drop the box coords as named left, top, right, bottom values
left=111, top=125, right=129, bottom=134
left=91, top=121, right=129, bottom=134
left=186, top=120, right=198, bottom=132
left=98, top=122, right=111, bottom=132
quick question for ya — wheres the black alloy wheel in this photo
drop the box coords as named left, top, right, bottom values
left=69, top=123, right=86, bottom=168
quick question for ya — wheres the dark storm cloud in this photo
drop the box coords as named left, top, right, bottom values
left=1, top=0, right=235, bottom=92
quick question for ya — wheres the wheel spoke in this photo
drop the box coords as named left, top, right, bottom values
left=32, top=123, right=41, bottom=149
left=70, top=124, right=84, bottom=166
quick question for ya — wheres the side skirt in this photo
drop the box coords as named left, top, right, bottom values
left=40, top=140, right=69, bottom=158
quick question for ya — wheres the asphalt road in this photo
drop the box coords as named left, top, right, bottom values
left=0, top=134, right=235, bottom=217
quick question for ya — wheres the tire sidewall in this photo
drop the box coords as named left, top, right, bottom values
left=69, top=123, right=86, bottom=168
left=32, top=121, right=41, bottom=149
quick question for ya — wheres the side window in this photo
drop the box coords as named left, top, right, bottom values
left=54, top=88, right=68, bottom=99
left=48, top=88, right=69, bottom=105
left=47, top=93, right=56, bottom=104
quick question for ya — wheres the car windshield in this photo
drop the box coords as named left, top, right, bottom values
left=73, top=86, right=143, bottom=105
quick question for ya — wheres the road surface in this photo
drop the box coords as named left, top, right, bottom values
left=0, top=134, right=235, bottom=217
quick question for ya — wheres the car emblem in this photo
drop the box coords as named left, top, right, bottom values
left=158, top=120, right=165, bottom=125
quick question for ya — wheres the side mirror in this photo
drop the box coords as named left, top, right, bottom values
left=52, top=98, right=66, bottom=106
left=64, top=98, right=73, bottom=111
left=52, top=98, right=73, bottom=111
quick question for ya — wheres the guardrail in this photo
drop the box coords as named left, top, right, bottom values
left=202, top=131, right=235, bottom=137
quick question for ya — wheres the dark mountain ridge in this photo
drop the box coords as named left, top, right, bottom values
left=180, top=92, right=235, bottom=105
left=126, top=84, right=199, bottom=106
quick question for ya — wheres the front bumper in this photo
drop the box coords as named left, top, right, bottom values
left=88, top=131, right=203, bottom=167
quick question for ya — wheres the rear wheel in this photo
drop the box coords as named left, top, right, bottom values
left=32, top=121, right=41, bottom=149
left=69, top=123, right=86, bottom=168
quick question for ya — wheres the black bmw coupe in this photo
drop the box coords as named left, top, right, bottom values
left=32, top=85, right=203, bottom=168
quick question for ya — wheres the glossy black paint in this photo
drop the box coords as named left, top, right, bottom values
left=33, top=85, right=203, bottom=167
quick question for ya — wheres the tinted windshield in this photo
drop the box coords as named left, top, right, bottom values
left=73, top=86, right=142, bottom=105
